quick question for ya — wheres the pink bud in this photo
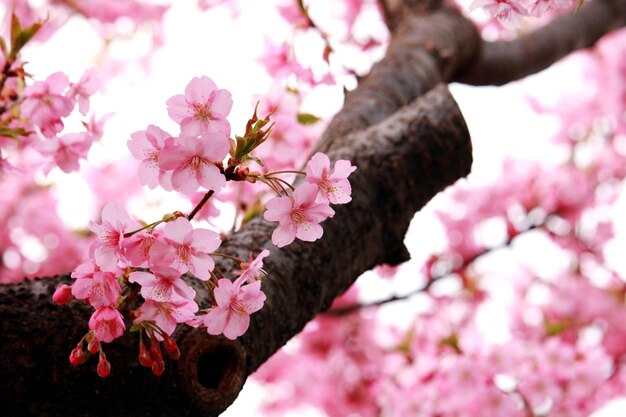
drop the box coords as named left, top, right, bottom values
left=69, top=346, right=85, bottom=366
left=97, top=355, right=111, bottom=378
left=53, top=284, right=73, bottom=305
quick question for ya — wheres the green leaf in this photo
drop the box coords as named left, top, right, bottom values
left=297, top=113, right=320, bottom=125
left=0, top=125, right=28, bottom=139
left=0, top=36, right=7, bottom=56
left=10, top=14, right=22, bottom=49
left=9, top=22, right=43, bottom=60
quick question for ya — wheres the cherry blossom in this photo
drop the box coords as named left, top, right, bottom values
left=470, top=0, right=529, bottom=28
left=71, top=262, right=121, bottom=308
left=149, top=217, right=221, bottom=280
left=21, top=72, right=74, bottom=136
left=235, top=249, right=270, bottom=284
left=166, top=76, right=233, bottom=137
left=158, top=133, right=229, bottom=194
left=135, top=298, right=199, bottom=338
left=305, top=152, right=356, bottom=204
left=88, top=202, right=139, bottom=272
left=203, top=277, right=266, bottom=340
left=89, top=306, right=125, bottom=343
left=129, top=265, right=196, bottom=303
left=264, top=183, right=335, bottom=247
left=128, top=125, right=174, bottom=190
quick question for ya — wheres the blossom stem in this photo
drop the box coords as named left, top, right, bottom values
left=208, top=252, right=244, bottom=264
left=187, top=190, right=215, bottom=221
left=123, top=220, right=164, bottom=238
left=264, top=170, right=306, bottom=177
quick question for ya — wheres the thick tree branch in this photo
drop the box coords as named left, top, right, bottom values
left=455, top=0, right=626, bottom=85
left=0, top=83, right=472, bottom=416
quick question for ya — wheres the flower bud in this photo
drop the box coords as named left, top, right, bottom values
left=138, top=341, right=153, bottom=367
left=87, top=338, right=100, bottom=354
left=152, top=360, right=165, bottom=377
left=150, top=339, right=163, bottom=362
left=97, top=354, right=111, bottom=378
left=52, top=284, right=73, bottom=305
left=69, top=346, right=85, bottom=366
left=163, top=335, right=177, bottom=353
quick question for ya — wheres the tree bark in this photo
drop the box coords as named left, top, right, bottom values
left=1, top=1, right=625, bottom=416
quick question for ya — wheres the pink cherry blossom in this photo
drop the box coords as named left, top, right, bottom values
left=203, top=278, right=266, bottom=340
left=68, top=68, right=100, bottom=115
left=88, top=306, right=125, bottom=343
left=264, top=183, right=335, bottom=248
left=235, top=249, right=270, bottom=284
left=158, top=133, right=229, bottom=194
left=527, top=0, right=575, bottom=17
left=88, top=202, right=139, bottom=272
left=71, top=262, right=121, bottom=308
left=135, top=298, right=199, bottom=338
left=128, top=125, right=174, bottom=190
left=123, top=230, right=160, bottom=267
left=52, top=284, right=73, bottom=305
left=129, top=265, right=196, bottom=303
left=470, top=0, right=529, bottom=28
left=306, top=152, right=356, bottom=204
left=149, top=217, right=221, bottom=280
left=39, top=131, right=93, bottom=173
left=166, top=76, right=232, bottom=137
left=21, top=72, right=74, bottom=136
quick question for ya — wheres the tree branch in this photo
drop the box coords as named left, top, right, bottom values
left=455, top=0, right=626, bottom=86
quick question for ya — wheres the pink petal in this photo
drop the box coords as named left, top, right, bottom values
left=191, top=228, right=221, bottom=252
left=272, top=222, right=297, bottom=248
left=164, top=218, right=193, bottom=244
left=295, top=221, right=324, bottom=242
left=198, top=163, right=226, bottom=192
left=185, top=76, right=217, bottom=104
left=223, top=311, right=249, bottom=340
left=204, top=306, right=229, bottom=336
left=306, top=152, right=330, bottom=179
left=264, top=196, right=292, bottom=221
left=189, top=254, right=215, bottom=280
left=166, top=95, right=192, bottom=122
left=213, top=279, right=235, bottom=306
left=172, top=166, right=200, bottom=194
left=209, top=89, right=233, bottom=118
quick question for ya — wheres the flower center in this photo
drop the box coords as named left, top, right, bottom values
left=193, top=103, right=212, bottom=121
left=291, top=208, right=306, bottom=224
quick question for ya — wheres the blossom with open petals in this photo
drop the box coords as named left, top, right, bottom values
left=306, top=152, right=356, bottom=204
left=203, top=278, right=266, bottom=340
left=264, top=183, right=335, bottom=248
left=166, top=76, right=232, bottom=137
left=149, top=217, right=221, bottom=280
left=158, top=133, right=229, bottom=194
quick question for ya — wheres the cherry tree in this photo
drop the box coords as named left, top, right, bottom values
left=1, top=0, right=626, bottom=416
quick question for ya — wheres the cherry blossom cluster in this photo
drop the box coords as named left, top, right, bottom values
left=470, top=0, right=579, bottom=28
left=53, top=75, right=355, bottom=377
left=259, top=0, right=387, bottom=88
left=0, top=14, right=108, bottom=177
left=254, top=28, right=626, bottom=417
